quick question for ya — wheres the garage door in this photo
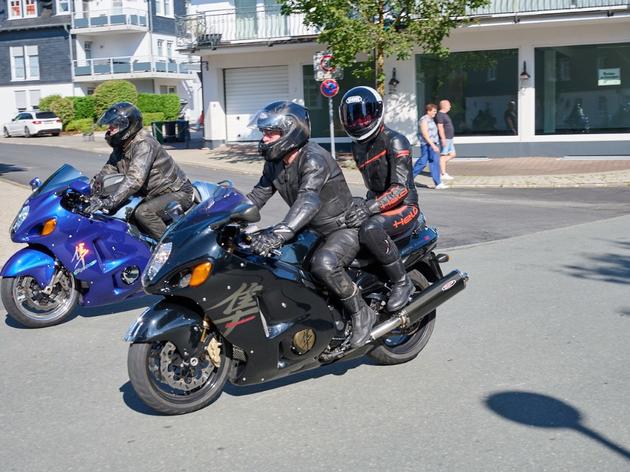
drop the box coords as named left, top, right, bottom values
left=225, top=65, right=289, bottom=141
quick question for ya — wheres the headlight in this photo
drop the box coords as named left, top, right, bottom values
left=12, top=204, right=29, bottom=232
left=144, top=242, right=172, bottom=282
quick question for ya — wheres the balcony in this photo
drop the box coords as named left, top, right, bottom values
left=176, top=8, right=317, bottom=51
left=71, top=8, right=148, bottom=34
left=467, top=0, right=630, bottom=17
left=73, top=56, right=193, bottom=82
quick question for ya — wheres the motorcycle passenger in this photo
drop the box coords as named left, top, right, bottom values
left=339, top=86, right=418, bottom=312
left=87, top=102, right=194, bottom=241
left=246, top=101, right=377, bottom=348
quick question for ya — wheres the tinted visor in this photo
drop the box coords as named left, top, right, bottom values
left=247, top=108, right=288, bottom=132
left=340, top=100, right=382, bottom=137
left=97, top=108, right=129, bottom=135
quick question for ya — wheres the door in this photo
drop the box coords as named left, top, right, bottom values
left=234, top=0, right=257, bottom=40
left=224, top=65, right=290, bottom=141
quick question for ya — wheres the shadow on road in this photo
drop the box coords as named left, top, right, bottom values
left=119, top=381, right=163, bottom=416
left=563, top=240, right=630, bottom=285
left=485, top=391, right=630, bottom=462
left=0, top=163, right=27, bottom=176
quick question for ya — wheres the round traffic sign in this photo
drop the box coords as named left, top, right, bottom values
left=320, top=54, right=335, bottom=72
left=320, top=79, right=339, bottom=98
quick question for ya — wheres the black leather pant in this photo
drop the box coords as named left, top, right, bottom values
left=309, top=228, right=360, bottom=300
left=359, top=204, right=419, bottom=265
left=134, top=185, right=194, bottom=240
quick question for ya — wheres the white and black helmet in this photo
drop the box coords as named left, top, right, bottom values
left=339, top=86, right=384, bottom=142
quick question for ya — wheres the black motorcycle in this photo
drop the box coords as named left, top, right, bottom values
left=124, top=183, right=468, bottom=415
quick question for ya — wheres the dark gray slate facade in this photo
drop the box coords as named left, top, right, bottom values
left=150, top=0, right=184, bottom=35
left=0, top=1, right=71, bottom=86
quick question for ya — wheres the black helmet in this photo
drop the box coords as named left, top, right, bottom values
left=97, top=101, right=143, bottom=148
left=248, top=101, right=310, bottom=162
left=339, top=86, right=383, bottom=142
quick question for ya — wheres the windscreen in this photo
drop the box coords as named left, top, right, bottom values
left=33, top=164, right=85, bottom=196
left=36, top=112, right=57, bottom=119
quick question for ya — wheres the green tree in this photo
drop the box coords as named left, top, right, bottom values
left=39, top=95, right=75, bottom=126
left=93, top=80, right=138, bottom=118
left=279, top=0, right=490, bottom=95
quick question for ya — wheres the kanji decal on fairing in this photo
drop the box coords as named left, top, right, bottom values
left=211, top=282, right=263, bottom=335
left=72, top=242, right=96, bottom=275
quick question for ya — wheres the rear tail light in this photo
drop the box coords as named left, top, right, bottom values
left=32, top=120, right=42, bottom=124
left=55, top=119, right=62, bottom=123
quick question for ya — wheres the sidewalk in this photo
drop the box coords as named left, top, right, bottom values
left=3, top=134, right=630, bottom=188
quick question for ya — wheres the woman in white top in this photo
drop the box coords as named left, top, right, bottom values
left=413, top=103, right=446, bottom=189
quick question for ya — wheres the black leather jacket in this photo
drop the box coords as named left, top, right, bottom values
left=351, top=126, right=419, bottom=213
left=247, top=141, right=353, bottom=236
left=94, top=129, right=190, bottom=207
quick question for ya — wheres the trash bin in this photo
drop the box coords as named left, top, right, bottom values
left=151, top=120, right=190, bottom=146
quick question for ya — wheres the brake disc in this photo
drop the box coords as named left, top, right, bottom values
left=158, top=341, right=214, bottom=392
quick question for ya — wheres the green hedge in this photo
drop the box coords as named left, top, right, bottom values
left=65, top=118, right=95, bottom=134
left=39, top=95, right=63, bottom=113
left=39, top=95, right=75, bottom=126
left=94, top=80, right=138, bottom=118
left=137, top=94, right=180, bottom=120
left=142, top=112, right=165, bottom=124
left=72, top=96, right=96, bottom=121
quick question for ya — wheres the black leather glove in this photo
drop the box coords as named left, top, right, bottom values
left=345, top=198, right=376, bottom=228
left=85, top=196, right=113, bottom=214
left=250, top=224, right=294, bottom=256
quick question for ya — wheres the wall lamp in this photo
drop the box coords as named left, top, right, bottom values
left=388, top=67, right=400, bottom=92
left=519, top=61, right=531, bottom=81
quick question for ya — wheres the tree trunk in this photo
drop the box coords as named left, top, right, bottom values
left=376, top=44, right=385, bottom=96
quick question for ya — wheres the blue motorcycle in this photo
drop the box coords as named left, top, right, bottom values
left=1, top=164, right=216, bottom=328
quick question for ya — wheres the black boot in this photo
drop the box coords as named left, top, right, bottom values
left=341, top=288, right=377, bottom=348
left=383, top=259, right=415, bottom=312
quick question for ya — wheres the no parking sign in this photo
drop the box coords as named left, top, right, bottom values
left=320, top=79, right=339, bottom=98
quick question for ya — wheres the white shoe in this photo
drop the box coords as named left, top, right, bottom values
left=435, top=183, right=449, bottom=190
left=441, top=173, right=454, bottom=180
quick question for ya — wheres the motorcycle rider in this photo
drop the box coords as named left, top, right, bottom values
left=246, top=101, right=377, bottom=348
left=87, top=102, right=194, bottom=241
left=339, top=86, right=418, bottom=312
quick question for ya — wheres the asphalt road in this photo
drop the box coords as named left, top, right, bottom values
left=0, top=143, right=629, bottom=471
left=2, top=142, right=630, bottom=249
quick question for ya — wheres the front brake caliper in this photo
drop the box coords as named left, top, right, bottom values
left=207, top=337, right=222, bottom=368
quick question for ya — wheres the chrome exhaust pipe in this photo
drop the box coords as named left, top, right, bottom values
left=369, top=270, right=469, bottom=341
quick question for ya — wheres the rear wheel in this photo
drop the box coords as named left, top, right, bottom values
left=3, top=127, right=9, bottom=138
left=369, top=270, right=436, bottom=365
left=1, top=268, right=79, bottom=328
left=52, top=131, right=60, bottom=137
left=24, top=126, right=31, bottom=138
left=128, top=334, right=231, bottom=415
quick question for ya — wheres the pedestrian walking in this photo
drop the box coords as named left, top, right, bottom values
left=437, top=99, right=456, bottom=181
left=413, top=103, right=447, bottom=189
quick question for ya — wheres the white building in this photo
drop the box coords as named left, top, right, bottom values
left=179, top=0, right=630, bottom=157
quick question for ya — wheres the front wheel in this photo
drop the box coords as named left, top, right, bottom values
left=369, top=270, right=436, bottom=365
left=1, top=268, right=79, bottom=328
left=3, top=127, right=9, bottom=138
left=128, top=335, right=231, bottom=415
left=24, top=126, right=31, bottom=138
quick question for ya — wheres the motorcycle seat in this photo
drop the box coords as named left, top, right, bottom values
left=349, top=218, right=424, bottom=269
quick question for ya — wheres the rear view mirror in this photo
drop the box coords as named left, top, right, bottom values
left=233, top=204, right=260, bottom=223
left=70, top=180, right=90, bottom=195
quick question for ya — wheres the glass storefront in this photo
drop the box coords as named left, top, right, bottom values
left=535, top=43, right=630, bottom=134
left=416, top=49, right=519, bottom=136
left=303, top=64, right=374, bottom=138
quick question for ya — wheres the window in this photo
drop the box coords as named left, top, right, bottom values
left=9, top=0, right=37, bottom=18
left=416, top=49, right=519, bottom=136
left=157, top=39, right=164, bottom=58
left=155, top=0, right=173, bottom=17
left=166, top=41, right=173, bottom=59
left=13, top=90, right=40, bottom=112
left=535, top=43, right=630, bottom=134
left=159, top=85, right=177, bottom=94
left=303, top=63, right=375, bottom=137
left=30, top=90, right=40, bottom=109
left=84, top=41, right=93, bottom=60
left=10, top=46, right=40, bottom=81
left=56, top=0, right=70, bottom=14
left=87, top=87, right=95, bottom=95
left=15, top=91, right=27, bottom=111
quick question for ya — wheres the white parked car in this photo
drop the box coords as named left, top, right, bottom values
left=3, top=111, right=62, bottom=138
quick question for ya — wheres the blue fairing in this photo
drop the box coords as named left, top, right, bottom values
left=1, top=248, right=55, bottom=287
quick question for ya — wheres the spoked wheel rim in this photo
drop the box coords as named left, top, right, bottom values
left=12, top=268, right=76, bottom=323
left=145, top=340, right=226, bottom=403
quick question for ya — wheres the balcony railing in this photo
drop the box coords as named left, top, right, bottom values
left=73, top=56, right=192, bottom=77
left=71, top=8, right=148, bottom=30
left=176, top=9, right=317, bottom=49
left=468, top=0, right=630, bottom=16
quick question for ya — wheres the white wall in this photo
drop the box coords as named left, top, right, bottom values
left=0, top=83, right=75, bottom=125
left=72, top=0, right=149, bottom=15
